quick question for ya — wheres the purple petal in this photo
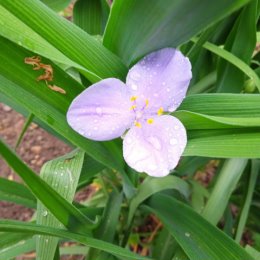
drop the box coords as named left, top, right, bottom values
left=123, top=115, right=187, bottom=177
left=126, top=48, right=192, bottom=113
left=67, top=78, right=135, bottom=141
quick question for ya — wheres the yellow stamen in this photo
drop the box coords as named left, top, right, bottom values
left=157, top=107, right=164, bottom=116
left=147, top=118, right=154, bottom=124
left=145, top=99, right=149, bottom=108
left=130, top=96, right=138, bottom=102
left=134, top=121, right=142, bottom=128
left=130, top=105, right=137, bottom=110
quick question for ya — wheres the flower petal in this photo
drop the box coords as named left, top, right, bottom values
left=126, top=48, right=192, bottom=113
left=67, top=78, right=135, bottom=141
left=123, top=115, right=187, bottom=177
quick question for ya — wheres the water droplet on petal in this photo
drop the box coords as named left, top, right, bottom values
left=96, top=107, right=102, bottom=115
left=162, top=81, right=166, bottom=86
left=126, top=137, right=132, bottom=144
left=130, top=71, right=141, bottom=80
left=131, top=84, right=138, bottom=90
left=147, top=136, right=162, bottom=150
left=170, top=138, right=177, bottom=145
left=166, top=88, right=170, bottom=92
left=42, top=210, right=48, bottom=217
left=168, top=105, right=176, bottom=112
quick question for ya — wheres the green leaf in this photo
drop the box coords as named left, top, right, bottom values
left=127, top=176, right=190, bottom=227
left=0, top=6, right=97, bottom=82
left=0, top=177, right=36, bottom=208
left=145, top=194, right=254, bottom=260
left=152, top=227, right=177, bottom=260
left=202, top=159, right=248, bottom=225
left=0, top=0, right=127, bottom=81
left=0, top=233, right=32, bottom=250
left=41, top=0, right=71, bottom=12
left=15, top=113, right=34, bottom=149
left=73, top=0, right=109, bottom=35
left=184, top=128, right=260, bottom=158
left=36, top=150, right=85, bottom=260
left=197, top=40, right=260, bottom=91
left=0, top=220, right=152, bottom=260
left=176, top=94, right=260, bottom=129
left=0, top=139, right=97, bottom=234
left=0, top=237, right=35, bottom=260
left=104, top=0, right=251, bottom=65
left=235, top=160, right=259, bottom=242
left=216, top=1, right=257, bottom=92
left=245, top=245, right=260, bottom=260
left=89, top=192, right=123, bottom=260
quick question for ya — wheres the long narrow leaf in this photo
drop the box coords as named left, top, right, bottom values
left=145, top=194, right=253, bottom=260
left=0, top=220, right=152, bottom=260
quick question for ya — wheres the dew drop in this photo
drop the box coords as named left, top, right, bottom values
left=185, top=232, right=190, bottom=237
left=166, top=88, right=170, bottom=92
left=162, top=81, right=166, bottom=86
left=42, top=210, right=48, bottom=217
left=131, top=84, right=138, bottom=90
left=96, top=107, right=102, bottom=115
left=60, top=172, right=64, bottom=176
left=130, top=71, right=141, bottom=80
left=126, top=137, right=132, bottom=144
left=79, top=129, right=85, bottom=135
left=168, top=105, right=176, bottom=112
left=147, top=136, right=162, bottom=150
left=170, top=138, right=177, bottom=145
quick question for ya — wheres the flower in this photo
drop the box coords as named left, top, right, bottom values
left=67, top=48, right=192, bottom=177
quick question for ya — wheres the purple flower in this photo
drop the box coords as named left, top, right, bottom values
left=67, top=48, right=192, bottom=177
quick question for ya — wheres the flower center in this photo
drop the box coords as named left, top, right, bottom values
left=130, top=96, right=163, bottom=128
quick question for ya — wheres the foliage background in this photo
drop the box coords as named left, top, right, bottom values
left=0, top=0, right=260, bottom=259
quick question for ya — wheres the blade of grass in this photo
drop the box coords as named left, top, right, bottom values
left=202, top=158, right=248, bottom=225
left=146, top=193, right=254, bottom=260
left=0, top=220, right=152, bottom=260
left=195, top=39, right=260, bottom=91
left=235, top=160, right=259, bottom=243
left=15, top=113, right=34, bottom=149
left=0, top=177, right=36, bottom=208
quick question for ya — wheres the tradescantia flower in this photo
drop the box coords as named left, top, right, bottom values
left=67, top=48, right=192, bottom=177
